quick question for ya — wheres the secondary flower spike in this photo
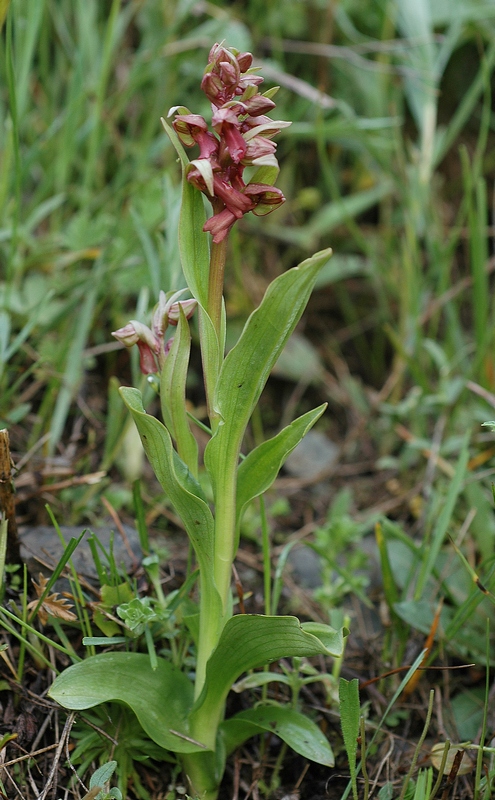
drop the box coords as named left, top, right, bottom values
left=112, top=291, right=197, bottom=375
left=169, top=44, right=290, bottom=243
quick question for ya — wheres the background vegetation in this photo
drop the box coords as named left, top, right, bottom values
left=2, top=0, right=495, bottom=797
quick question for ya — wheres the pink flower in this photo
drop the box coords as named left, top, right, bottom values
left=112, top=321, right=158, bottom=352
left=242, top=135, right=276, bottom=165
left=173, top=114, right=208, bottom=146
left=169, top=44, right=289, bottom=242
left=212, top=177, right=253, bottom=217
left=203, top=207, right=237, bottom=243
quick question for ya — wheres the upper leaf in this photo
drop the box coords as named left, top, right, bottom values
left=204, top=249, right=332, bottom=488
left=161, top=116, right=210, bottom=309
left=160, top=307, right=198, bottom=475
left=236, top=404, right=327, bottom=534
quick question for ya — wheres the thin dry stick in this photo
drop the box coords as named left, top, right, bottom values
left=65, top=718, right=88, bottom=793
left=0, top=743, right=59, bottom=769
left=369, top=732, right=395, bottom=797
left=31, top=708, right=55, bottom=752
left=35, top=712, right=75, bottom=800
left=2, top=765, right=25, bottom=799
left=101, top=495, right=139, bottom=568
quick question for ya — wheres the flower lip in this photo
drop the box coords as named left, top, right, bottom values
left=137, top=342, right=158, bottom=375
left=203, top=207, right=237, bottom=243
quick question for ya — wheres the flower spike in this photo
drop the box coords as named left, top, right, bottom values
left=169, top=43, right=289, bottom=242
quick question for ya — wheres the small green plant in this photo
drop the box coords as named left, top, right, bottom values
left=48, top=45, right=347, bottom=800
left=85, top=760, right=122, bottom=800
left=308, top=489, right=371, bottom=610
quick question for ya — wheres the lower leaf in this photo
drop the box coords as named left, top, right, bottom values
left=48, top=652, right=203, bottom=753
left=191, top=614, right=347, bottom=749
left=221, top=706, right=334, bottom=766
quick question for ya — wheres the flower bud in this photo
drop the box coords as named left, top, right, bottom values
left=236, top=52, right=253, bottom=72
left=242, top=94, right=276, bottom=116
left=167, top=299, right=198, bottom=325
left=112, top=320, right=158, bottom=352
left=111, top=322, right=140, bottom=347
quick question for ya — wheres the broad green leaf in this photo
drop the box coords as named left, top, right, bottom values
left=205, top=249, right=332, bottom=494
left=120, top=387, right=221, bottom=626
left=300, top=622, right=348, bottom=653
left=236, top=404, right=326, bottom=533
left=160, top=308, right=198, bottom=475
left=339, top=678, right=360, bottom=800
left=49, top=653, right=202, bottom=753
left=221, top=706, right=334, bottom=766
left=191, top=614, right=345, bottom=749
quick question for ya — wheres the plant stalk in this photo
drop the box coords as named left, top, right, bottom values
left=207, top=214, right=228, bottom=343
left=213, top=468, right=237, bottom=617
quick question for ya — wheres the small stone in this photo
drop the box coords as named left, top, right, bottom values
left=284, top=431, right=338, bottom=479
left=19, top=525, right=141, bottom=586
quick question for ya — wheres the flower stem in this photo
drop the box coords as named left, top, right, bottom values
left=207, top=212, right=228, bottom=341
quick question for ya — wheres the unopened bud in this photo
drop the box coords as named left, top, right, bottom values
left=167, top=299, right=198, bottom=325
left=112, top=321, right=158, bottom=352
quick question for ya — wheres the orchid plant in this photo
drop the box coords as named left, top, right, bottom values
left=49, top=44, right=344, bottom=800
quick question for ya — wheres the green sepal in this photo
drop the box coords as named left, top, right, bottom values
left=48, top=652, right=202, bottom=753
left=160, top=307, right=198, bottom=475
left=248, top=162, right=279, bottom=187
left=221, top=705, right=334, bottom=766
left=235, top=403, right=327, bottom=538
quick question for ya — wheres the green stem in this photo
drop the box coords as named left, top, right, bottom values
left=213, top=469, right=237, bottom=616
left=195, top=578, right=222, bottom=699
left=180, top=751, right=219, bottom=800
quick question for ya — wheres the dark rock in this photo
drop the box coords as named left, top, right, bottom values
left=19, top=525, right=141, bottom=585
